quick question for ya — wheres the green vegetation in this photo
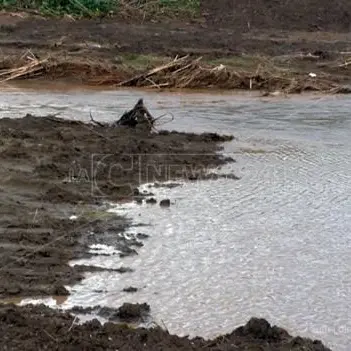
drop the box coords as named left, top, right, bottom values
left=158, top=0, right=199, bottom=11
left=0, top=0, right=200, bottom=17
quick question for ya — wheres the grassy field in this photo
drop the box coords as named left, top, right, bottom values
left=0, top=0, right=200, bottom=17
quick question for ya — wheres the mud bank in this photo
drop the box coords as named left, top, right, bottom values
left=1, top=13, right=351, bottom=92
left=0, top=113, right=234, bottom=298
left=0, top=303, right=331, bottom=351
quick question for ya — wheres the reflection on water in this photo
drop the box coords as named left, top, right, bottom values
left=1, top=86, right=351, bottom=351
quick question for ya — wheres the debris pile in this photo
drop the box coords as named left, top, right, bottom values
left=0, top=50, right=48, bottom=83
left=116, top=55, right=351, bottom=94
left=1, top=50, right=350, bottom=94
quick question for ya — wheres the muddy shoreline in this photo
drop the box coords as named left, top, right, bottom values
left=0, top=113, right=234, bottom=298
left=0, top=112, right=333, bottom=350
left=0, top=303, right=332, bottom=351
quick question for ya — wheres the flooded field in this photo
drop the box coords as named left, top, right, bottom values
left=1, top=86, right=350, bottom=350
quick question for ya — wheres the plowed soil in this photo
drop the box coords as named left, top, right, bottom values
left=202, top=0, right=351, bottom=32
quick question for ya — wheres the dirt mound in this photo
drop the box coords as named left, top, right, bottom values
left=202, top=0, right=351, bottom=31
left=0, top=303, right=331, bottom=351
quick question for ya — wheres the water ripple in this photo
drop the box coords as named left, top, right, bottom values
left=1, top=88, right=351, bottom=351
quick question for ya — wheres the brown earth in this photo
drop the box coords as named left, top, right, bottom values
left=1, top=12, right=351, bottom=91
left=0, top=303, right=331, bottom=351
left=0, top=112, right=234, bottom=298
left=202, top=0, right=351, bottom=32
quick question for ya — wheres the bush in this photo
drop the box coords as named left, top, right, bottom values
left=0, top=0, right=199, bottom=16
left=0, top=0, right=116, bottom=14
left=40, top=0, right=117, bottom=15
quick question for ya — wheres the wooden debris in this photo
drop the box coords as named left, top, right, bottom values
left=117, top=55, right=190, bottom=87
left=116, top=56, right=350, bottom=94
left=338, top=60, right=351, bottom=68
left=89, top=112, right=106, bottom=127
left=0, top=50, right=48, bottom=83
left=0, top=51, right=349, bottom=95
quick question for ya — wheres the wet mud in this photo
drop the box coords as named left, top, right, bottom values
left=0, top=113, right=234, bottom=298
left=0, top=303, right=331, bottom=351
left=68, top=302, right=151, bottom=323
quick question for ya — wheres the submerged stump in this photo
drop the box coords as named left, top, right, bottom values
left=89, top=98, right=156, bottom=131
left=114, top=98, right=154, bottom=129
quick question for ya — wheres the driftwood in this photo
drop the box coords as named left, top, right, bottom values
left=116, top=55, right=351, bottom=94
left=117, top=55, right=190, bottom=87
left=0, top=50, right=48, bottom=83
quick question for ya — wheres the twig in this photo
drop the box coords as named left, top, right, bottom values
left=153, top=113, right=174, bottom=126
left=338, top=61, right=351, bottom=68
left=145, top=77, right=162, bottom=89
left=43, top=329, right=58, bottom=342
left=68, top=316, right=79, bottom=332
left=146, top=83, right=170, bottom=88
left=89, top=111, right=106, bottom=127
left=117, top=55, right=189, bottom=86
left=161, top=319, right=169, bottom=333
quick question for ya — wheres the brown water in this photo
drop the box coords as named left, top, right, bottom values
left=3, top=85, right=351, bottom=351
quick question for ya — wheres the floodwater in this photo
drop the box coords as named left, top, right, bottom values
left=1, top=85, right=351, bottom=351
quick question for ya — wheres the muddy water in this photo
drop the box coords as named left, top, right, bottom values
left=2, top=87, right=351, bottom=351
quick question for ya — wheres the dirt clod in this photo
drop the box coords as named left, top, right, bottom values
left=116, top=302, right=150, bottom=321
left=160, top=199, right=171, bottom=207
left=146, top=197, right=157, bottom=204
left=136, top=233, right=149, bottom=239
